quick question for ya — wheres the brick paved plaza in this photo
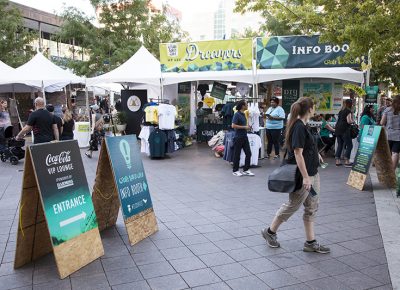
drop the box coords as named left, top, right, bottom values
left=0, top=144, right=392, bottom=289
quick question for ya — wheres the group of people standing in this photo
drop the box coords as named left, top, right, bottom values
left=16, top=97, right=75, bottom=144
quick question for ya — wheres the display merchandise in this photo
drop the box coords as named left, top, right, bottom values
left=240, top=133, right=262, bottom=166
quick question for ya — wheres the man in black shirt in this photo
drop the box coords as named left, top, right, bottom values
left=232, top=100, right=254, bottom=177
left=16, top=97, right=59, bottom=144
left=46, top=104, right=63, bottom=137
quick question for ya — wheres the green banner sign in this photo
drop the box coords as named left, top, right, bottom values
left=282, top=80, right=300, bottom=114
left=211, top=82, right=228, bottom=100
left=257, top=35, right=365, bottom=69
left=29, top=140, right=98, bottom=246
left=105, top=135, right=153, bottom=219
left=160, top=39, right=253, bottom=72
left=352, top=125, right=382, bottom=174
left=365, top=85, right=379, bottom=104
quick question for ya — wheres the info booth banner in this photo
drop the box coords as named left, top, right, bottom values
left=256, top=35, right=365, bottom=69
left=160, top=39, right=253, bottom=72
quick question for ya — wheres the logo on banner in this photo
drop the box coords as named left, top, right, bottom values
left=119, top=140, right=131, bottom=169
left=127, top=95, right=141, bottom=112
left=167, top=43, right=178, bottom=57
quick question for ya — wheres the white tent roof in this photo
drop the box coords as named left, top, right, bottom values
left=162, top=70, right=255, bottom=85
left=0, top=60, right=40, bottom=92
left=87, top=46, right=161, bottom=87
left=0, top=53, right=84, bottom=92
left=256, top=67, right=363, bottom=84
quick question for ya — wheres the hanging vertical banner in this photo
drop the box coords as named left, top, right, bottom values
left=303, top=83, right=333, bottom=114
left=14, top=140, right=104, bottom=279
left=178, top=82, right=191, bottom=129
left=332, top=82, right=344, bottom=114
left=282, top=80, right=300, bottom=114
left=92, top=135, right=158, bottom=246
left=121, top=90, right=147, bottom=136
left=365, top=85, right=379, bottom=104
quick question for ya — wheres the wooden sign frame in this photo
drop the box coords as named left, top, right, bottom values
left=92, top=138, right=158, bottom=246
left=348, top=127, right=396, bottom=190
left=14, top=143, right=104, bottom=279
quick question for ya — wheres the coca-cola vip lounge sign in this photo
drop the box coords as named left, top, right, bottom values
left=14, top=140, right=103, bottom=279
left=160, top=39, right=253, bottom=72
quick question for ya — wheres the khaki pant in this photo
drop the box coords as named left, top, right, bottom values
left=275, top=173, right=320, bottom=223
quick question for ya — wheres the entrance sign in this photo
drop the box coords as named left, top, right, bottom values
left=347, top=126, right=396, bottom=190
left=257, top=35, right=364, bottom=69
left=160, top=39, right=253, bottom=72
left=92, top=135, right=158, bottom=245
left=211, top=82, right=228, bottom=100
left=14, top=140, right=104, bottom=279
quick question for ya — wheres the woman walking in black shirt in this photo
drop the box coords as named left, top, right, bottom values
left=335, top=99, right=355, bottom=167
left=262, top=97, right=330, bottom=254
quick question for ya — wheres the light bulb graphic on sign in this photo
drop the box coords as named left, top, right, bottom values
left=119, top=140, right=131, bottom=169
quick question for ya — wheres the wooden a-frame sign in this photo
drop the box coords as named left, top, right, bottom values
left=347, top=126, right=396, bottom=190
left=92, top=135, right=158, bottom=245
left=14, top=141, right=104, bottom=279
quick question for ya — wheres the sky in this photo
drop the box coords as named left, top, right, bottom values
left=12, top=0, right=262, bottom=40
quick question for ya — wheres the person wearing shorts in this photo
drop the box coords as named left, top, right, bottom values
left=381, top=94, right=400, bottom=170
left=261, top=97, right=330, bottom=254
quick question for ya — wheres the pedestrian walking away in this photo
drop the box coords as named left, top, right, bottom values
left=16, top=97, right=59, bottom=144
left=381, top=94, right=400, bottom=170
left=232, top=100, right=254, bottom=177
left=262, top=97, right=330, bottom=254
left=265, top=97, right=285, bottom=159
left=335, top=99, right=355, bottom=167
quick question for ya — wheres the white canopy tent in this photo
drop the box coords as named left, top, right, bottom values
left=162, top=70, right=255, bottom=85
left=256, top=67, right=364, bottom=84
left=87, top=46, right=161, bottom=87
left=0, top=53, right=84, bottom=92
left=0, top=60, right=39, bottom=93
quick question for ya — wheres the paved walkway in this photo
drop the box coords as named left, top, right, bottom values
left=0, top=143, right=392, bottom=289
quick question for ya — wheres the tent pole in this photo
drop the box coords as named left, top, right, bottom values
left=160, top=77, right=164, bottom=101
left=41, top=81, right=46, bottom=105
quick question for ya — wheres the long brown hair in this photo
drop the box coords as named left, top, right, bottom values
left=285, top=97, right=314, bottom=150
left=392, top=95, right=400, bottom=115
left=63, top=109, right=73, bottom=122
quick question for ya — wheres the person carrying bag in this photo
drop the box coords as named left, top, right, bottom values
left=263, top=97, right=330, bottom=254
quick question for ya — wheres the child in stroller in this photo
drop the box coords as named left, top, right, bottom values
left=0, top=126, right=25, bottom=165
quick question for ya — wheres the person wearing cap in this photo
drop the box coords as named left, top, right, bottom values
left=46, top=104, right=63, bottom=137
left=265, top=97, right=285, bottom=159
left=16, top=97, right=59, bottom=144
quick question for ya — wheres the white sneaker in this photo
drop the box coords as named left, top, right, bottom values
left=232, top=171, right=243, bottom=177
left=242, top=170, right=255, bottom=176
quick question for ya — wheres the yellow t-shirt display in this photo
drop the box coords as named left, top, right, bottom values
left=144, top=106, right=158, bottom=124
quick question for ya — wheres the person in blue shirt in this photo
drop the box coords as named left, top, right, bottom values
left=358, top=105, right=376, bottom=141
left=232, top=100, right=254, bottom=177
left=265, top=97, right=286, bottom=159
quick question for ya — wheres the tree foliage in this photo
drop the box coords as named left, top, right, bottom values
left=0, top=0, right=35, bottom=67
left=56, top=0, right=187, bottom=77
left=235, top=0, right=400, bottom=88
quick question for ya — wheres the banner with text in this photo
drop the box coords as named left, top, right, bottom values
left=282, top=80, right=300, bottom=114
left=30, top=141, right=98, bottom=246
left=257, top=35, right=364, bottom=69
left=160, top=39, right=253, bottom=72
left=352, top=125, right=381, bottom=175
left=105, top=135, right=153, bottom=219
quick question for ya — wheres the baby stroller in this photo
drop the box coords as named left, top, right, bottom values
left=0, top=126, right=25, bottom=165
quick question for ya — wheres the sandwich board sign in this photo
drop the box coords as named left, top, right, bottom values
left=14, top=140, right=104, bottom=279
left=92, top=135, right=158, bottom=245
left=347, top=126, right=396, bottom=190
